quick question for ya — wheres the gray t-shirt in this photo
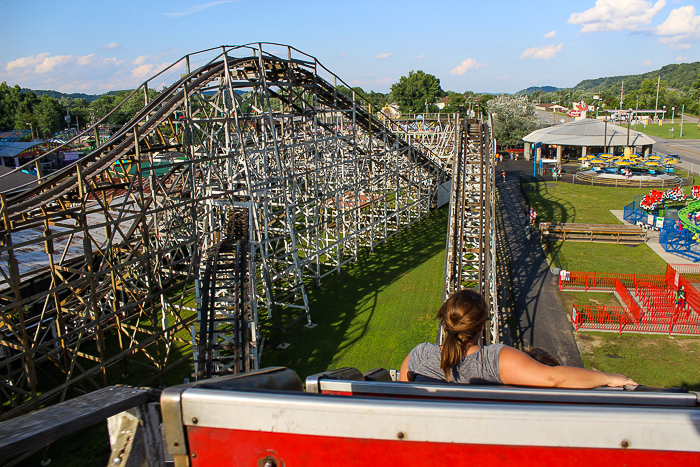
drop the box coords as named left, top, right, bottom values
left=407, top=342, right=505, bottom=384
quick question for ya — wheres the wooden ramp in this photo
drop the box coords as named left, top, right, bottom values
left=540, top=222, right=647, bottom=245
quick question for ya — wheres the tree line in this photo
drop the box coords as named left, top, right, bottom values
left=0, top=82, right=156, bottom=139
left=529, top=64, right=700, bottom=117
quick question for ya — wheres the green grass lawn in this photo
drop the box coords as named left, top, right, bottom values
left=523, top=180, right=668, bottom=273
left=260, top=207, right=447, bottom=380
left=524, top=180, right=658, bottom=224
left=524, top=180, right=700, bottom=388
left=577, top=332, right=700, bottom=390
left=550, top=241, right=668, bottom=274
left=635, top=121, right=700, bottom=139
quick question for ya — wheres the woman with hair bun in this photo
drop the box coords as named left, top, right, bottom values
left=400, top=289, right=637, bottom=388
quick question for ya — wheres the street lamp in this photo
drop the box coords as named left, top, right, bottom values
left=672, top=107, right=675, bottom=124
left=26, top=122, right=34, bottom=141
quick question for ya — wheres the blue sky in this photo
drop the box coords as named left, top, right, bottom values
left=1, top=0, right=699, bottom=95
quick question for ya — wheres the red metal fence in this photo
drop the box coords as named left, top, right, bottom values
left=564, top=267, right=700, bottom=335
left=666, top=264, right=700, bottom=314
left=572, top=306, right=635, bottom=333
left=615, top=279, right=640, bottom=323
left=559, top=271, right=667, bottom=292
left=572, top=304, right=700, bottom=335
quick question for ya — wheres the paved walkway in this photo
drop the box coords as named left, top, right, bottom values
left=497, top=160, right=583, bottom=367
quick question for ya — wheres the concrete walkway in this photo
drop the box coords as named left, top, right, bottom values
left=497, top=162, right=584, bottom=367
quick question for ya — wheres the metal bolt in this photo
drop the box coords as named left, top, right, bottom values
left=397, top=432, right=405, bottom=439
left=621, top=440, right=630, bottom=449
left=191, top=453, right=197, bottom=458
left=264, top=460, right=276, bottom=467
left=191, top=417, right=198, bottom=424
left=112, top=457, right=122, bottom=464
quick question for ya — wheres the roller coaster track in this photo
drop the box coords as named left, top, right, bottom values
left=197, top=210, right=252, bottom=378
left=0, top=43, right=493, bottom=418
left=441, top=118, right=498, bottom=344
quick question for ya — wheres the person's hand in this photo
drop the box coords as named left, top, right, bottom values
left=605, top=373, right=637, bottom=387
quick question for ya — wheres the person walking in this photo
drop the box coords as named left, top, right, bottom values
left=501, top=170, right=506, bottom=183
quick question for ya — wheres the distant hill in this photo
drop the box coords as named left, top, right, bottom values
left=18, top=88, right=118, bottom=102
left=516, top=86, right=560, bottom=95
left=573, top=62, right=700, bottom=94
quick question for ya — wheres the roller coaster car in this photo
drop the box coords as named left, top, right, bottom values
left=161, top=366, right=700, bottom=466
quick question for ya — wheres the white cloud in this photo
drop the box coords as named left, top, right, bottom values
left=5, top=52, right=50, bottom=70
left=35, top=55, right=73, bottom=73
left=569, top=0, right=666, bottom=32
left=498, top=75, right=511, bottom=80
left=131, top=62, right=169, bottom=79
left=520, top=43, right=563, bottom=60
left=352, top=79, right=372, bottom=85
left=676, top=55, right=689, bottom=61
left=450, top=58, right=488, bottom=76
left=415, top=55, right=426, bottom=60
left=338, top=52, right=348, bottom=56
left=376, top=52, right=394, bottom=59
left=77, top=54, right=96, bottom=66
left=133, top=55, right=150, bottom=65
left=655, top=6, right=700, bottom=48
left=635, top=60, right=652, bottom=65
left=103, top=42, right=121, bottom=50
left=165, top=1, right=231, bottom=18
left=375, top=77, right=391, bottom=85
left=133, top=48, right=177, bottom=66
left=543, top=30, right=557, bottom=38
left=76, top=54, right=123, bottom=67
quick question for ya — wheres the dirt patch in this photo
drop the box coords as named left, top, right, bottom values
left=574, top=332, right=603, bottom=355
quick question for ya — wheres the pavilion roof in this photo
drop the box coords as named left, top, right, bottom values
left=522, top=118, right=655, bottom=147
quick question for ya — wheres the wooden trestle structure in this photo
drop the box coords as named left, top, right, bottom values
left=0, top=43, right=495, bottom=420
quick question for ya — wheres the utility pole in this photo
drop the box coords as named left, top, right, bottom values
left=681, top=104, right=685, bottom=137
left=620, top=81, right=624, bottom=109
left=626, top=110, right=631, bottom=149
left=604, top=119, right=608, bottom=153
left=655, top=75, right=660, bottom=114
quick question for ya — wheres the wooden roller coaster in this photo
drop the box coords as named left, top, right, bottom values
left=0, top=43, right=495, bottom=422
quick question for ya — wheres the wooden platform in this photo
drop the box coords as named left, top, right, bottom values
left=539, top=222, right=648, bottom=245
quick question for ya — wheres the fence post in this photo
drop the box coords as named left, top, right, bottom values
left=619, top=315, right=623, bottom=334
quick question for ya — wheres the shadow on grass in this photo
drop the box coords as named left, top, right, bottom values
left=260, top=207, right=449, bottom=380
left=521, top=179, right=577, bottom=270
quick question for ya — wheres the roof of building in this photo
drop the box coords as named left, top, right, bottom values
left=0, top=142, right=36, bottom=159
left=522, top=118, right=655, bottom=147
left=0, top=164, right=37, bottom=194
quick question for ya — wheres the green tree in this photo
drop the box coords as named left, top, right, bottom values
left=692, top=74, right=700, bottom=127
left=442, top=92, right=468, bottom=115
left=390, top=71, right=445, bottom=114
left=34, top=95, right=63, bottom=137
left=487, top=94, right=539, bottom=148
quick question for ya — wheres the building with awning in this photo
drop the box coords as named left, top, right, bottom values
left=522, top=119, right=655, bottom=164
left=0, top=141, right=64, bottom=170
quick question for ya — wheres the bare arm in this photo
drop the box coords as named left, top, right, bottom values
left=399, top=355, right=414, bottom=382
left=498, top=346, right=637, bottom=389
